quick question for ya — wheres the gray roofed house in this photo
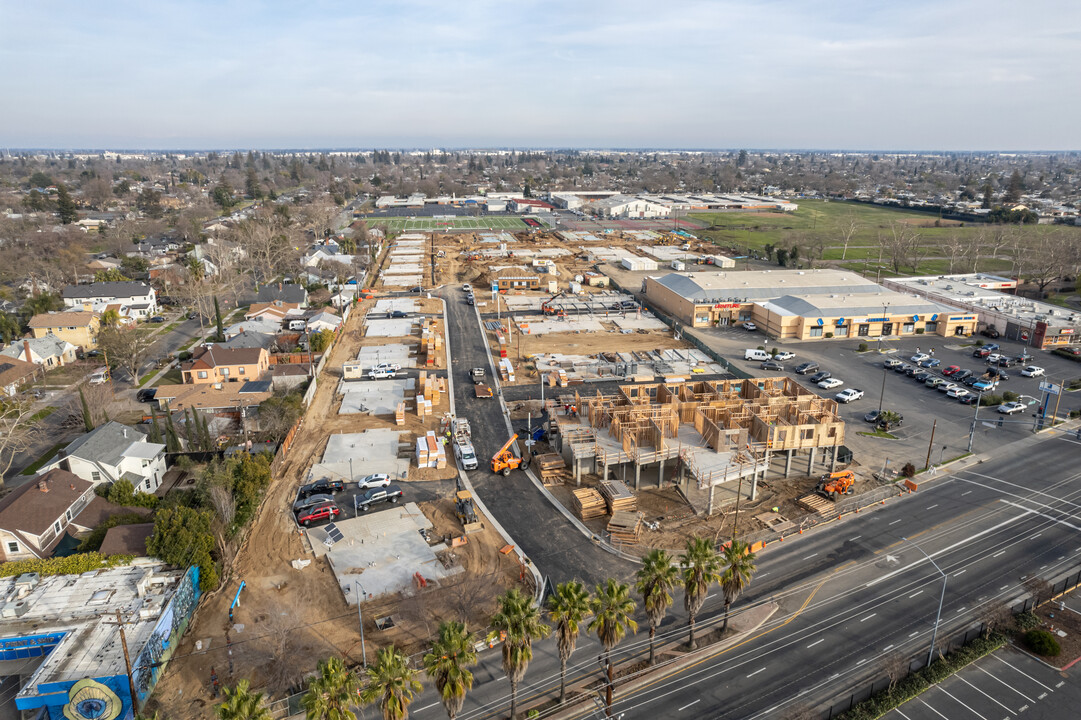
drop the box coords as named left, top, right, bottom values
left=61, top=280, right=157, bottom=318
left=220, top=330, right=277, bottom=350
left=0, top=336, right=78, bottom=368
left=49, top=421, right=168, bottom=494
left=256, top=284, right=308, bottom=307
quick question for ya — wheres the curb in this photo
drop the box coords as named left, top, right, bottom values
left=468, top=299, right=639, bottom=565
left=439, top=296, right=546, bottom=601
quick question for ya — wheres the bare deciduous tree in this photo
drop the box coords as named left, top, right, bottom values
left=98, top=325, right=157, bottom=384
left=838, top=213, right=860, bottom=261
left=0, top=398, right=44, bottom=487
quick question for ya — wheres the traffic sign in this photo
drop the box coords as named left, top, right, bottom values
left=1039, top=381, right=1061, bottom=396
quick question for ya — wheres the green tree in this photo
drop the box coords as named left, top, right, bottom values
left=137, top=189, right=164, bottom=218
left=0, top=313, right=22, bottom=344
left=79, top=388, right=94, bottom=432
left=20, top=292, right=63, bottom=321
left=589, top=579, right=638, bottom=711
left=981, top=182, right=994, bottom=209
left=360, top=646, right=423, bottom=720
left=775, top=248, right=789, bottom=267
left=148, top=408, right=163, bottom=444
left=303, top=656, right=361, bottom=720
left=212, top=183, right=236, bottom=212
left=56, top=184, right=78, bottom=224
left=245, top=167, right=263, bottom=200
left=422, top=620, right=478, bottom=720
left=720, top=540, right=757, bottom=631
left=635, top=549, right=678, bottom=665
left=214, top=296, right=225, bottom=342
left=28, top=171, right=54, bottom=188
left=1004, top=169, right=1024, bottom=205
left=94, top=268, right=130, bottom=283
left=547, top=581, right=592, bottom=702
left=310, top=328, right=334, bottom=352
left=489, top=587, right=551, bottom=720
left=100, top=308, right=121, bottom=328
left=216, top=679, right=272, bottom=720
left=146, top=505, right=219, bottom=591
left=680, top=536, right=722, bottom=650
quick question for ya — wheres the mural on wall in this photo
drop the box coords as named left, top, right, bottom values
left=62, top=678, right=123, bottom=720
left=131, top=566, right=201, bottom=702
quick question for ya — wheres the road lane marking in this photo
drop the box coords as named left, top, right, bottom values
left=848, top=535, right=862, bottom=541
left=991, top=655, right=1055, bottom=692
left=974, top=664, right=1034, bottom=703
left=993, top=550, right=1006, bottom=557
left=883, top=644, right=894, bottom=651
left=856, top=658, right=867, bottom=666
left=1056, top=681, right=1065, bottom=688
left=806, top=639, right=825, bottom=648
left=1032, top=533, right=1043, bottom=539
left=803, top=553, right=818, bottom=560
left=1001, top=585, right=1010, bottom=590
left=909, top=590, right=924, bottom=598
left=678, top=700, right=700, bottom=711
left=1038, top=692, right=1047, bottom=699
left=415, top=702, right=439, bottom=711
left=956, top=607, right=967, bottom=613
left=954, top=569, right=967, bottom=576
left=956, top=674, right=1017, bottom=716
left=926, top=504, right=939, bottom=510
left=867, top=510, right=1035, bottom=587
left=746, top=668, right=766, bottom=677
left=889, top=519, right=902, bottom=525
left=961, top=491, right=973, bottom=496
left=939, top=685, right=989, bottom=719
left=860, top=613, right=877, bottom=622
left=894, top=709, right=913, bottom=720
left=910, top=631, right=920, bottom=637
left=918, top=697, right=950, bottom=719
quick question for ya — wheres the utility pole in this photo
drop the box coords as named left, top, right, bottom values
left=877, top=305, right=889, bottom=414
left=904, top=539, right=947, bottom=669
left=356, top=581, right=367, bottom=668
left=967, top=390, right=983, bottom=453
left=115, top=611, right=139, bottom=712
left=925, top=419, right=937, bottom=470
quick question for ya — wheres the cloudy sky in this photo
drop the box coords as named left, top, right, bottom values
left=1, top=0, right=1077, bottom=150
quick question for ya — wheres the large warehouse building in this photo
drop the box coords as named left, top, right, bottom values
left=643, top=269, right=976, bottom=340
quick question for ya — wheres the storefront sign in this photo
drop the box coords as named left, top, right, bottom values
left=712, top=303, right=741, bottom=309
left=949, top=316, right=975, bottom=321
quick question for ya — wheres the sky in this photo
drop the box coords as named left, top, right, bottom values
left=1, top=0, right=1078, bottom=150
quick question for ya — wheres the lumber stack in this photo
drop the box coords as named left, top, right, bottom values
left=420, top=319, right=444, bottom=368
left=534, top=453, right=570, bottom=485
left=395, top=402, right=406, bottom=426
left=797, top=493, right=834, bottom=515
left=571, top=488, right=606, bottom=520
left=606, top=511, right=643, bottom=545
left=599, top=480, right=637, bottom=513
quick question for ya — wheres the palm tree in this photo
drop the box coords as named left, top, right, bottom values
left=303, top=656, right=361, bottom=720
left=547, top=581, right=592, bottom=702
left=422, top=620, right=478, bottom=720
left=680, top=536, right=722, bottom=650
left=635, top=549, right=678, bottom=664
left=216, top=679, right=272, bottom=720
left=489, top=588, right=551, bottom=720
left=589, top=579, right=638, bottom=712
left=720, top=540, right=757, bottom=631
left=100, top=308, right=121, bottom=328
left=359, top=646, right=423, bottom=720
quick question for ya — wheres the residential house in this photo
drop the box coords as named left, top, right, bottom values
left=50, top=421, right=167, bottom=494
left=98, top=523, right=155, bottom=556
left=256, top=284, right=308, bottom=308
left=224, top=316, right=283, bottom=339
left=0, top=357, right=39, bottom=396
left=61, top=281, right=158, bottom=318
left=0, top=337, right=78, bottom=369
left=305, top=309, right=342, bottom=334
left=27, top=311, right=100, bottom=350
left=154, top=380, right=273, bottom=416
left=219, top=330, right=278, bottom=351
left=182, top=346, right=270, bottom=384
left=0, top=470, right=99, bottom=560
left=245, top=301, right=301, bottom=325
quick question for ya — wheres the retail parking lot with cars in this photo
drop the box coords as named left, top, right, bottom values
left=698, top=324, right=1081, bottom=462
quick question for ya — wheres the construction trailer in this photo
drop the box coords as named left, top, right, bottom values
left=547, top=377, right=847, bottom=515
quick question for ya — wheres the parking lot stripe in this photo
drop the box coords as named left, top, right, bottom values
left=991, top=655, right=1055, bottom=693
left=893, top=708, right=913, bottom=720
left=938, top=685, right=989, bottom=719
left=956, top=674, right=1017, bottom=716
left=974, top=664, right=1034, bottom=703
left=918, top=697, right=950, bottom=719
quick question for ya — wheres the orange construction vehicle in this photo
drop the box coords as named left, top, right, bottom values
left=816, top=470, right=855, bottom=501
left=491, top=434, right=522, bottom=476
left=541, top=291, right=567, bottom=317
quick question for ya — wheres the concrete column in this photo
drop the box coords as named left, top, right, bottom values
left=603, top=460, right=609, bottom=483
left=707, top=483, right=715, bottom=515
left=807, top=447, right=817, bottom=475
left=575, top=457, right=581, bottom=486
left=830, top=446, right=838, bottom=472
left=750, top=470, right=758, bottom=501
left=784, top=450, right=793, bottom=478
left=634, top=462, right=641, bottom=491
left=658, top=458, right=666, bottom=489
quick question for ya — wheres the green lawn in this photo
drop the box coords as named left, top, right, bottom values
left=29, top=406, right=58, bottom=423
left=154, top=368, right=183, bottom=387
left=369, top=216, right=535, bottom=233
left=20, top=441, right=66, bottom=476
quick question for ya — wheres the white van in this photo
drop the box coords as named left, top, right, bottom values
left=744, top=349, right=770, bottom=362
left=287, top=319, right=307, bottom=331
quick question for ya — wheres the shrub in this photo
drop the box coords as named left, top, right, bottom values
left=178, top=350, right=193, bottom=362
left=0, top=552, right=134, bottom=578
left=915, top=328, right=925, bottom=334
left=975, top=339, right=984, bottom=346
left=1051, top=348, right=1081, bottom=363
left=1002, top=391, right=1019, bottom=402
left=979, top=393, right=1003, bottom=407
left=858, top=342, right=869, bottom=352
left=1023, top=629, right=1061, bottom=657
left=102, top=479, right=158, bottom=509
left=757, top=345, right=765, bottom=351
left=901, top=462, right=916, bottom=478
left=825, top=332, right=834, bottom=338
left=1015, top=612, right=1040, bottom=631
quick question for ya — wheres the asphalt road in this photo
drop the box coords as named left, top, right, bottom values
left=401, top=414, right=1081, bottom=719
left=439, top=287, right=637, bottom=588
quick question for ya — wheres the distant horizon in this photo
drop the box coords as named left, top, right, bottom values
left=4, top=147, right=1080, bottom=155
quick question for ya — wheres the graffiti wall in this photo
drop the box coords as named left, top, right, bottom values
left=131, top=565, right=201, bottom=705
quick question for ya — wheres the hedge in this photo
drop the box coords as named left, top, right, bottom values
left=1051, top=348, right=1081, bottom=363
left=0, top=552, right=135, bottom=578
left=838, top=633, right=1006, bottom=720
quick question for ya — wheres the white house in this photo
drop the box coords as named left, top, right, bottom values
left=305, top=310, right=342, bottom=334
left=61, top=281, right=158, bottom=318
left=50, top=421, right=167, bottom=494
left=0, top=336, right=78, bottom=368
left=0, top=470, right=99, bottom=560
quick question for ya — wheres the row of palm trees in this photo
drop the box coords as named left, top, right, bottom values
left=214, top=535, right=756, bottom=720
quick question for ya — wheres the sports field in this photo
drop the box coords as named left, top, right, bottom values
left=372, top=216, right=536, bottom=233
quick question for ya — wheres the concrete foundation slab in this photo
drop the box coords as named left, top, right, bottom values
left=382, top=275, right=423, bottom=288
left=308, top=503, right=465, bottom=604
left=516, top=318, right=605, bottom=335
left=386, top=263, right=424, bottom=275
left=364, top=318, right=417, bottom=337
left=338, top=378, right=415, bottom=415
left=356, top=343, right=414, bottom=368
left=373, top=299, right=418, bottom=314
left=310, top=429, right=411, bottom=482
left=612, top=315, right=669, bottom=331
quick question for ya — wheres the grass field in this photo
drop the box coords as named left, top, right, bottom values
left=372, top=216, right=534, bottom=233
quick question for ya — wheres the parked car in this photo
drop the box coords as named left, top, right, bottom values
left=938, top=382, right=960, bottom=394
left=947, top=387, right=971, bottom=400
left=387, top=310, right=409, bottom=318
left=818, top=378, right=844, bottom=390
left=961, top=375, right=982, bottom=387
left=981, top=327, right=1001, bottom=338
left=913, top=371, right=932, bottom=383
left=998, top=401, right=1026, bottom=415
left=972, top=347, right=991, bottom=358
left=972, top=379, right=998, bottom=391
left=371, top=362, right=402, bottom=373
left=835, top=388, right=864, bottom=403
left=958, top=394, right=980, bottom=405
left=368, top=368, right=396, bottom=379
left=356, top=473, right=392, bottom=491
left=136, top=388, right=157, bottom=403
left=904, top=366, right=921, bottom=377
left=893, top=363, right=912, bottom=373
left=761, top=360, right=784, bottom=372
left=794, top=362, right=819, bottom=375
left=462, top=284, right=472, bottom=292
left=299, top=478, right=345, bottom=497
left=983, top=343, right=1000, bottom=352
left=925, top=377, right=947, bottom=389
left=149, top=315, right=166, bottom=323
left=942, top=365, right=961, bottom=377
left=742, top=322, right=758, bottom=331
left=296, top=501, right=340, bottom=527
left=357, top=485, right=404, bottom=512
left=1020, top=366, right=1045, bottom=377
left=917, top=357, right=941, bottom=368
left=293, top=493, right=335, bottom=513
left=953, top=369, right=974, bottom=380
left=808, top=371, right=832, bottom=384
left=773, top=351, right=795, bottom=361
left=985, top=353, right=1005, bottom=364
left=883, top=358, right=904, bottom=369
left=997, top=357, right=1015, bottom=368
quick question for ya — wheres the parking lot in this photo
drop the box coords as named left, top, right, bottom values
left=883, top=647, right=1079, bottom=720
left=693, top=326, right=1081, bottom=468
left=291, top=477, right=456, bottom=529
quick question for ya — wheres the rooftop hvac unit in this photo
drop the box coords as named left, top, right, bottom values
left=0, top=600, right=30, bottom=618
left=14, top=573, right=39, bottom=594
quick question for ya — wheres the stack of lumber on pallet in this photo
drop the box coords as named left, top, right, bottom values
left=599, top=480, right=636, bottom=513
left=797, top=493, right=834, bottom=515
left=534, top=453, right=571, bottom=485
left=607, top=511, right=643, bottom=545
left=572, top=488, right=606, bottom=520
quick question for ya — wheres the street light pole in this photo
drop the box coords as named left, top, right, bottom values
left=905, top=538, right=947, bottom=669
left=967, top=389, right=983, bottom=453
left=356, top=581, right=367, bottom=668
left=877, top=305, right=889, bottom=415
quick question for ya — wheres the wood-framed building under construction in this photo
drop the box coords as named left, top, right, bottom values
left=547, top=377, right=847, bottom=514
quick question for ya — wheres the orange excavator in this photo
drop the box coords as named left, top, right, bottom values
left=491, top=434, right=522, bottom=476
